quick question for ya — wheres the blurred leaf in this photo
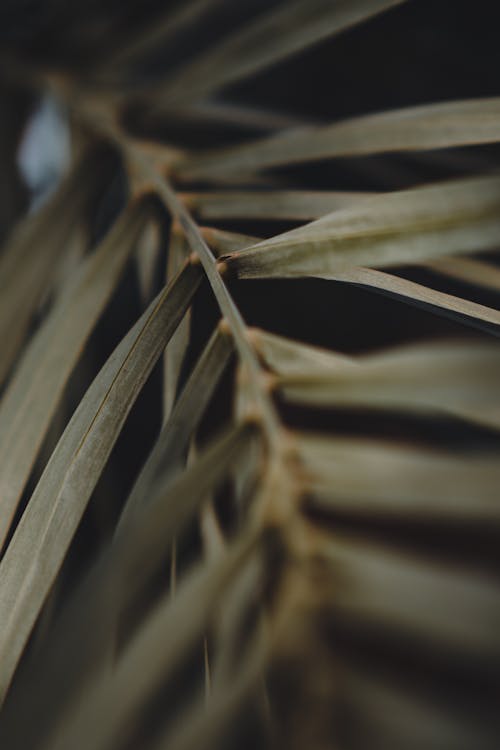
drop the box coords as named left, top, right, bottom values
left=272, top=338, right=500, bottom=428
left=317, top=531, right=500, bottom=659
left=185, top=189, right=374, bottom=221
left=0, top=422, right=258, bottom=750
left=120, top=325, right=234, bottom=526
left=43, top=528, right=262, bottom=750
left=325, top=662, right=496, bottom=750
left=425, top=257, right=500, bottom=291
left=252, top=328, right=354, bottom=375
left=299, top=434, right=500, bottom=523
left=150, top=0, right=406, bottom=108
left=153, top=631, right=267, bottom=750
left=0, top=198, right=154, bottom=551
left=0, top=147, right=110, bottom=387
left=178, top=98, right=500, bottom=180
left=201, top=226, right=258, bottom=256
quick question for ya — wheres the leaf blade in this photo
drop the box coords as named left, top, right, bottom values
left=0, top=200, right=153, bottom=551
left=0, top=260, right=202, bottom=702
left=178, top=98, right=500, bottom=180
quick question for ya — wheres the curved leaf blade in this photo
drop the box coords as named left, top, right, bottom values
left=178, top=98, right=500, bottom=180
left=0, top=200, right=154, bottom=551
left=0, top=260, right=202, bottom=703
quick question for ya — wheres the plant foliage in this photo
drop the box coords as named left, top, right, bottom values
left=0, top=2, right=499, bottom=748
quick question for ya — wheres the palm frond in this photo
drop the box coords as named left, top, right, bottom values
left=0, top=2, right=499, bottom=749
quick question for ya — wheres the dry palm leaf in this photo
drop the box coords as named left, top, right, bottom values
left=177, top=97, right=500, bottom=181
left=0, top=2, right=499, bottom=749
